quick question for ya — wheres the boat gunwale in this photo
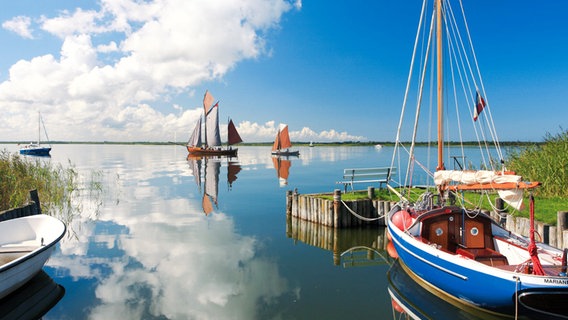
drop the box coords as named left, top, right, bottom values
left=0, top=215, right=66, bottom=273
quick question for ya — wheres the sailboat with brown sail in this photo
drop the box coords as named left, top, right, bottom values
left=187, top=90, right=242, bottom=157
left=271, top=125, right=299, bottom=156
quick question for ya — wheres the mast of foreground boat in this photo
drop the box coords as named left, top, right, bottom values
left=436, top=0, right=444, bottom=171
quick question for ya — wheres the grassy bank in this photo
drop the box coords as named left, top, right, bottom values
left=506, top=129, right=568, bottom=224
left=0, top=150, right=78, bottom=212
left=319, top=188, right=567, bottom=226
left=508, top=129, right=568, bottom=198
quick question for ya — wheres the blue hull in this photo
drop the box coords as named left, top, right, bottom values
left=387, top=206, right=568, bottom=317
left=389, top=226, right=513, bottom=313
left=19, top=147, right=51, bottom=156
left=387, top=260, right=507, bottom=319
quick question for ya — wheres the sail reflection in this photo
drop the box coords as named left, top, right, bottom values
left=188, top=155, right=241, bottom=215
left=286, top=215, right=391, bottom=266
left=227, top=161, right=241, bottom=190
left=272, top=156, right=293, bottom=187
left=0, top=270, right=64, bottom=320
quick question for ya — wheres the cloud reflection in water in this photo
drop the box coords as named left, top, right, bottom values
left=47, top=146, right=292, bottom=320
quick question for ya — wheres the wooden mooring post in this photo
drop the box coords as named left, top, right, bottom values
left=287, top=189, right=390, bottom=228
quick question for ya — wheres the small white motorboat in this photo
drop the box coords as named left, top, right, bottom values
left=0, top=215, right=66, bottom=300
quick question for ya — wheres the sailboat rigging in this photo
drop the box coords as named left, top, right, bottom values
left=187, top=91, right=242, bottom=157
left=271, top=124, right=299, bottom=156
left=386, top=0, right=568, bottom=317
left=19, top=111, right=52, bottom=156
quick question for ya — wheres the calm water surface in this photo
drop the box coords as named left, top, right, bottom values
left=1, top=144, right=512, bottom=319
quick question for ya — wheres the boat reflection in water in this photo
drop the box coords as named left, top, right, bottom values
left=227, top=160, right=241, bottom=190
left=0, top=270, right=64, bottom=320
left=387, top=259, right=536, bottom=320
left=272, top=156, right=293, bottom=187
left=286, top=215, right=392, bottom=267
left=187, top=155, right=241, bottom=215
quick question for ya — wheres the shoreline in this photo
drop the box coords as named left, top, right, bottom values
left=0, top=141, right=542, bottom=147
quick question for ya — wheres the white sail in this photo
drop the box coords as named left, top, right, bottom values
left=206, top=104, right=221, bottom=147
left=433, top=170, right=521, bottom=186
left=187, top=117, right=202, bottom=147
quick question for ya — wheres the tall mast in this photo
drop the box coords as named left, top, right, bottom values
left=436, top=0, right=444, bottom=170
left=37, top=111, right=41, bottom=145
left=203, top=112, right=207, bottom=147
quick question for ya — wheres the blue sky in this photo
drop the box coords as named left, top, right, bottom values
left=0, top=0, right=567, bottom=143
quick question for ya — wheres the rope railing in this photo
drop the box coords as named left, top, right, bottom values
left=340, top=200, right=385, bottom=222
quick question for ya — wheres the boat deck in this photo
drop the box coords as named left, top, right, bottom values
left=0, top=245, right=39, bottom=265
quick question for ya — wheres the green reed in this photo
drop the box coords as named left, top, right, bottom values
left=0, top=150, right=78, bottom=212
left=507, top=129, right=568, bottom=199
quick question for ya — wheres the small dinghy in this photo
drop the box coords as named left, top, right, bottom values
left=0, top=215, right=66, bottom=300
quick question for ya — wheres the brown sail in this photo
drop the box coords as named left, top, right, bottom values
left=272, top=129, right=282, bottom=151
left=227, top=119, right=242, bottom=146
left=271, top=125, right=299, bottom=156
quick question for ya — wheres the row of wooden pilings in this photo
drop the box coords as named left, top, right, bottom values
left=286, top=187, right=568, bottom=249
left=285, top=188, right=391, bottom=228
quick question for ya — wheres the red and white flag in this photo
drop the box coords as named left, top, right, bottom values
left=473, top=91, right=486, bottom=121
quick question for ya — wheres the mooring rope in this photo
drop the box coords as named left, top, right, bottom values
left=340, top=200, right=385, bottom=222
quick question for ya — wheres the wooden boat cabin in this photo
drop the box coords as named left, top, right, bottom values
left=415, top=207, right=509, bottom=267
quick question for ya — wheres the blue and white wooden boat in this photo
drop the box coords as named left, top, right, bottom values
left=386, top=0, right=568, bottom=317
left=388, top=203, right=568, bottom=317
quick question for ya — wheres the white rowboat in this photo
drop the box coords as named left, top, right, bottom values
left=0, top=215, right=66, bottom=300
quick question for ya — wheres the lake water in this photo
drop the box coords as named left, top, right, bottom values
left=0, top=144, right=513, bottom=319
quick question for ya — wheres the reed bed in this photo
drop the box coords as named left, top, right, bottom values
left=0, top=150, right=78, bottom=212
left=507, top=129, right=568, bottom=199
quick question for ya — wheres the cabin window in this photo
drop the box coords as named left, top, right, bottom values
left=470, top=227, right=479, bottom=236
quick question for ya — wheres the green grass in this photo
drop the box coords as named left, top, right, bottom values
left=318, top=188, right=399, bottom=201
left=317, top=187, right=568, bottom=226
left=460, top=192, right=568, bottom=225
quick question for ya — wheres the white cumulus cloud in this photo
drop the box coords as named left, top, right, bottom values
left=0, top=0, right=363, bottom=143
left=2, top=16, right=34, bottom=39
